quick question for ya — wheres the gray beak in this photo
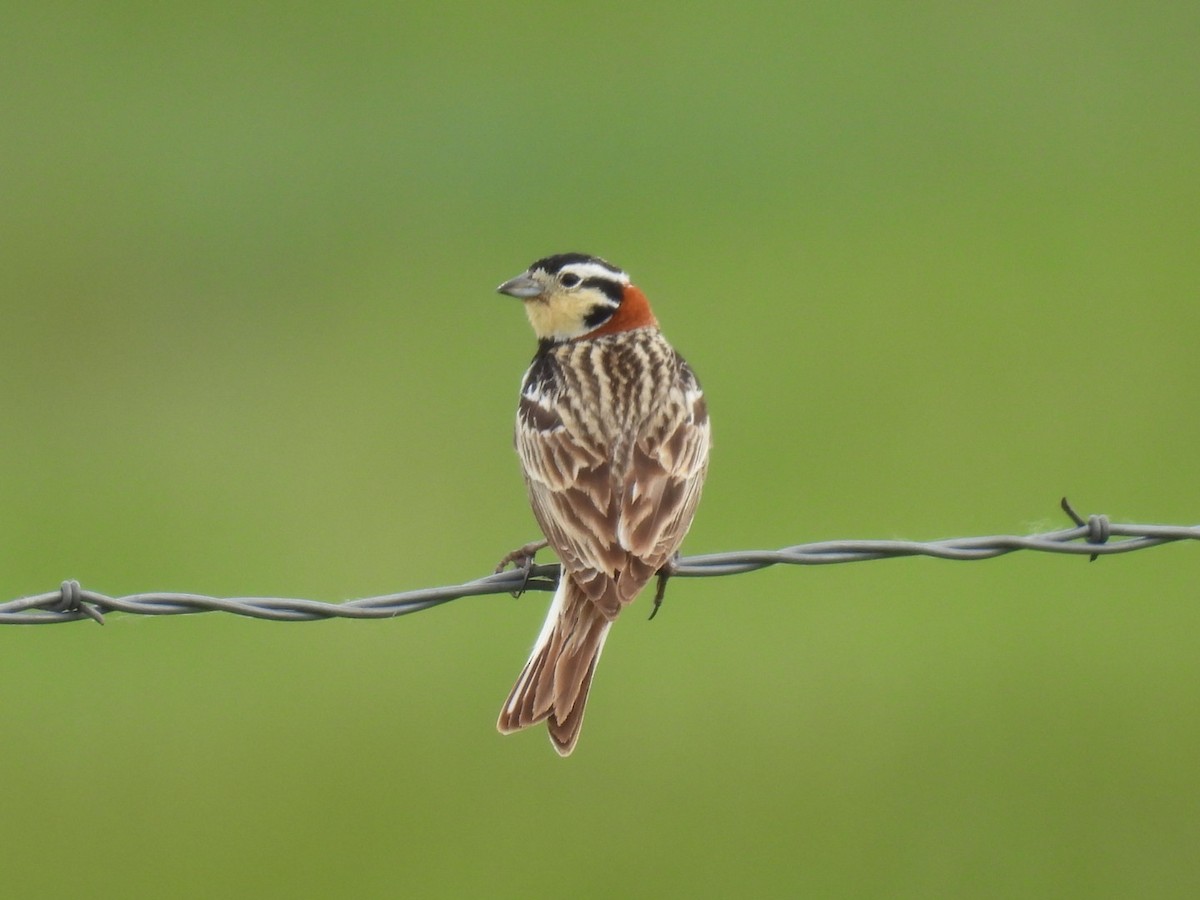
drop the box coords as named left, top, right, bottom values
left=496, top=272, right=543, bottom=299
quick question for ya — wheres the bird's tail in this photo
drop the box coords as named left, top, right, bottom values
left=496, top=575, right=613, bottom=756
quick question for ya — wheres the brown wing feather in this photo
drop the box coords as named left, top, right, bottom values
left=501, top=331, right=711, bottom=754
left=619, top=396, right=710, bottom=564
left=518, top=356, right=709, bottom=618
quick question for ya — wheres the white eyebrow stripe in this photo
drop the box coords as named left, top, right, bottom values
left=557, top=262, right=630, bottom=284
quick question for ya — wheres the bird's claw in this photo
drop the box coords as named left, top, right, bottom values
left=649, top=553, right=681, bottom=620
left=495, top=539, right=550, bottom=598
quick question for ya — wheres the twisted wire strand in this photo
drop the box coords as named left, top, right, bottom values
left=3, top=501, right=1196, bottom=625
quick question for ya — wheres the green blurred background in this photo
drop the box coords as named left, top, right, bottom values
left=3, top=2, right=1198, bottom=897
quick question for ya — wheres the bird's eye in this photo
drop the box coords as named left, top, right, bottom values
left=560, top=273, right=581, bottom=288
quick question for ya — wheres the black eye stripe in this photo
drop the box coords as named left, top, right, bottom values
left=581, top=276, right=623, bottom=304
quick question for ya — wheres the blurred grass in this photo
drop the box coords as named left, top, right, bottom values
left=2, top=2, right=1198, bottom=898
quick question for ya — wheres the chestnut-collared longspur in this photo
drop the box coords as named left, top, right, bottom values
left=495, top=253, right=711, bottom=756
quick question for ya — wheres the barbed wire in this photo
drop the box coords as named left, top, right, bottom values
left=2, top=499, right=1195, bottom=625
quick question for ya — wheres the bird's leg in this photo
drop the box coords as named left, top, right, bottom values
left=494, top=538, right=549, bottom=574
left=649, top=553, right=681, bottom=621
left=495, top=539, right=550, bottom=598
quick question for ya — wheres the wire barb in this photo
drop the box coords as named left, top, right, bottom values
left=1061, top=496, right=1110, bottom=561
left=2, top=501, right=1197, bottom=625
left=51, top=580, right=105, bottom=625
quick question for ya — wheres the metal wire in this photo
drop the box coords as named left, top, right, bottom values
left=2, top=500, right=1196, bottom=625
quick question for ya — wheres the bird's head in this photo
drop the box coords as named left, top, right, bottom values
left=497, top=253, right=657, bottom=343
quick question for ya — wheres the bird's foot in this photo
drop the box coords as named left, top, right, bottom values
left=495, top=539, right=550, bottom=598
left=649, top=553, right=681, bottom=621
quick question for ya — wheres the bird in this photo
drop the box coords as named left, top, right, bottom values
left=494, top=253, right=711, bottom=756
